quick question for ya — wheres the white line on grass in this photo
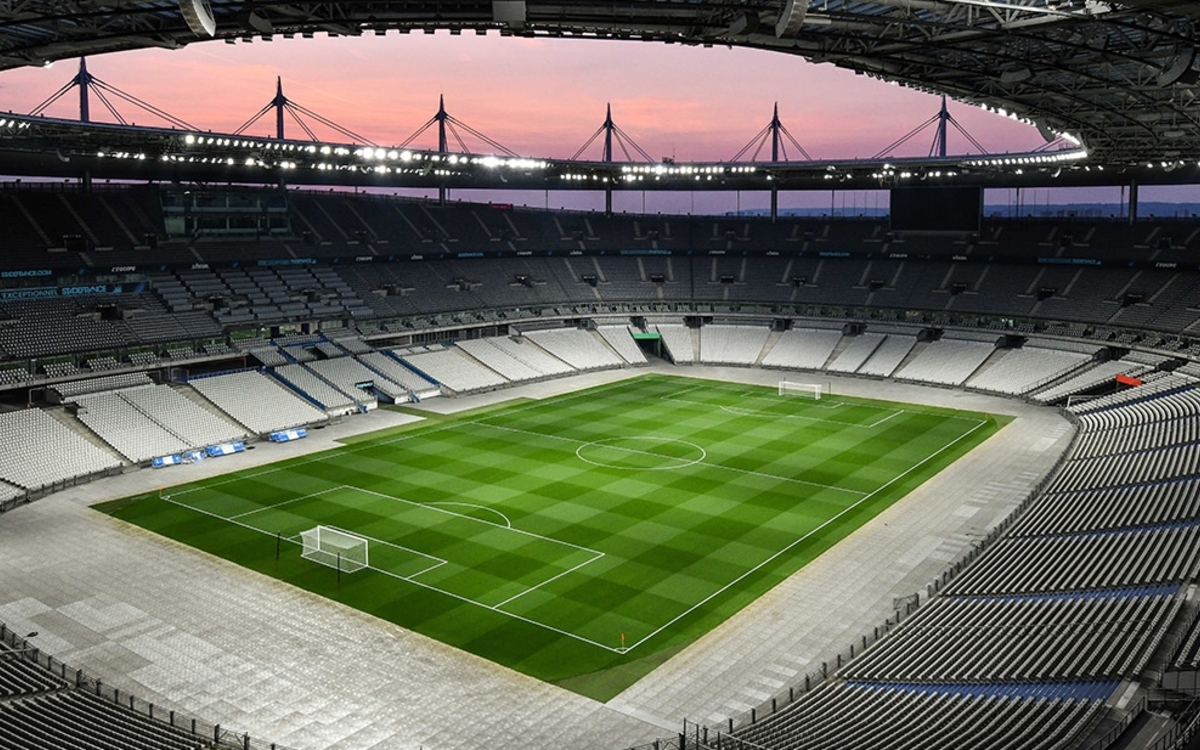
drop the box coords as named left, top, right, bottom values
left=619, top=418, right=990, bottom=653
left=574, top=437, right=707, bottom=471
left=492, top=551, right=606, bottom=610
left=167, top=376, right=641, bottom=500
left=350, top=486, right=605, bottom=555
left=865, top=410, right=906, bottom=429
left=167, top=485, right=619, bottom=651
left=154, top=375, right=994, bottom=654
left=227, top=487, right=343, bottom=520
left=355, top=549, right=621, bottom=652
left=427, top=502, right=513, bottom=528
left=475, top=421, right=867, bottom=496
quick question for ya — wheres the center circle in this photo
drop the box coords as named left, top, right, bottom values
left=575, top=437, right=706, bottom=471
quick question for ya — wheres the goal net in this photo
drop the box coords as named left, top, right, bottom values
left=300, top=526, right=369, bottom=573
left=778, top=381, right=825, bottom=400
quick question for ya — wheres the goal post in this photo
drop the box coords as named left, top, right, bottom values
left=300, top=526, right=369, bottom=573
left=778, top=381, right=828, bottom=400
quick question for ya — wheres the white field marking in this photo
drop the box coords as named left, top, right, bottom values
left=575, top=437, right=707, bottom=471
left=345, top=547, right=619, bottom=652
left=478, top=421, right=866, bottom=497
left=492, top=551, right=606, bottom=610
left=166, top=375, right=641, bottom=500
left=348, top=486, right=605, bottom=556
left=167, top=485, right=617, bottom=651
left=717, top=403, right=899, bottom=426
left=619, top=418, right=991, bottom=653
left=226, top=486, right=344, bottom=520
left=669, top=395, right=867, bottom=424
left=167, top=488, right=448, bottom=576
left=319, top=523, right=448, bottom=578
left=328, top=486, right=609, bottom=646
left=427, top=502, right=513, bottom=528
left=154, top=375, right=991, bottom=653
left=866, top=410, right=906, bottom=429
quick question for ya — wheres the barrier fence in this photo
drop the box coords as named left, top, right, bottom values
left=0, top=623, right=295, bottom=750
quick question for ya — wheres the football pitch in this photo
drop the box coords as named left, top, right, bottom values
left=99, top=374, right=1007, bottom=699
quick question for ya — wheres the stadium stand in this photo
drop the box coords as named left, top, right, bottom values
left=656, top=324, right=696, bottom=364
left=248, top=347, right=289, bottom=367
left=839, top=591, right=1177, bottom=682
left=856, top=335, right=916, bottom=377
left=699, top=325, right=771, bottom=366
left=456, top=337, right=573, bottom=381
left=397, top=346, right=508, bottom=393
left=964, top=346, right=1093, bottom=396
left=524, top=328, right=627, bottom=371
left=51, top=372, right=155, bottom=400
left=596, top=325, right=648, bottom=365
left=74, top=389, right=191, bottom=463
left=120, top=385, right=246, bottom=447
left=305, top=357, right=390, bottom=404
left=358, top=352, right=439, bottom=396
left=1030, top=359, right=1153, bottom=404
left=0, top=626, right=235, bottom=750
left=14, top=187, right=1200, bottom=750
left=826, top=333, right=885, bottom=374
left=189, top=371, right=328, bottom=434
left=271, top=364, right=358, bottom=413
left=894, top=339, right=996, bottom=386
left=733, top=681, right=1108, bottom=750
left=762, top=328, right=844, bottom=371
left=0, top=409, right=120, bottom=490
left=484, top=335, right=575, bottom=377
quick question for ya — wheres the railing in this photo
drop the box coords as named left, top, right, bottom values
left=1145, top=696, right=1200, bottom=750
left=0, top=623, right=295, bottom=750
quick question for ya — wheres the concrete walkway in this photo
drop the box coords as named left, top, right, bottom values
left=0, top=365, right=1073, bottom=750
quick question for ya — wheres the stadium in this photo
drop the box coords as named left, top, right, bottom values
left=2, top=2, right=1200, bottom=750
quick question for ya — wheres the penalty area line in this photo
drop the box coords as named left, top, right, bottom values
left=619, top=418, right=990, bottom=654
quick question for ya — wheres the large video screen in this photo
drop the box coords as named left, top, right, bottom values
left=890, top=186, right=982, bottom=232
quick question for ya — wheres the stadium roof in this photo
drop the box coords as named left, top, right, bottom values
left=1, top=1, right=1199, bottom=166
left=0, top=1, right=1195, bottom=165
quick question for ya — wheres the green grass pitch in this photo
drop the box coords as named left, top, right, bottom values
left=98, top=374, right=1008, bottom=700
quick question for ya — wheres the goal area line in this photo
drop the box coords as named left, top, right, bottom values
left=160, top=484, right=625, bottom=652
left=150, top=398, right=993, bottom=656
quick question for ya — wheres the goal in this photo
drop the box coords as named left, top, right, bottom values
left=300, top=526, right=369, bottom=573
left=778, top=381, right=827, bottom=400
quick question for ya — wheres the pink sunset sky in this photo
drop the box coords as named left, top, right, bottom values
left=2, top=32, right=1048, bottom=161
left=6, top=32, right=1193, bottom=211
